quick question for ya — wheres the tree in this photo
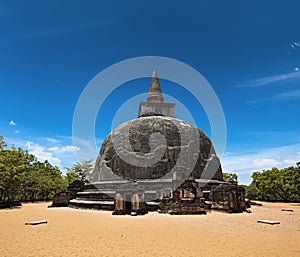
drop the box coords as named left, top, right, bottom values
left=223, top=172, right=238, bottom=185
left=246, top=165, right=300, bottom=201
left=0, top=146, right=32, bottom=201
left=65, top=159, right=94, bottom=183
left=64, top=171, right=79, bottom=185
left=0, top=135, right=65, bottom=201
left=23, top=160, right=65, bottom=201
left=0, top=136, right=7, bottom=150
left=244, top=182, right=261, bottom=200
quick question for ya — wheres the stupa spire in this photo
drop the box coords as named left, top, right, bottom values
left=138, top=70, right=174, bottom=118
left=147, top=70, right=164, bottom=103
left=152, top=70, right=158, bottom=78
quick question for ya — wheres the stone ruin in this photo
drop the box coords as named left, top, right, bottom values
left=159, top=176, right=207, bottom=215
left=52, top=70, right=246, bottom=215
left=49, top=180, right=84, bottom=207
left=0, top=201, right=21, bottom=209
left=210, top=184, right=246, bottom=213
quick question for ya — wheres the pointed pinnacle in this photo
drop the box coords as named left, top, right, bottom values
left=147, top=70, right=164, bottom=103
left=152, top=70, right=158, bottom=78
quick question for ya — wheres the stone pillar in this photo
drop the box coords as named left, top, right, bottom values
left=132, top=193, right=140, bottom=211
left=115, top=193, right=124, bottom=212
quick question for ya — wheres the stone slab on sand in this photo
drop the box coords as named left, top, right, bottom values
left=25, top=220, right=48, bottom=226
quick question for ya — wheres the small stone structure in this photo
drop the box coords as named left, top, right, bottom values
left=159, top=177, right=207, bottom=215
left=210, top=184, right=246, bottom=213
left=0, top=201, right=21, bottom=209
left=50, top=180, right=84, bottom=207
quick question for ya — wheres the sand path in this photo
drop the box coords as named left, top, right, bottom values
left=0, top=202, right=299, bottom=257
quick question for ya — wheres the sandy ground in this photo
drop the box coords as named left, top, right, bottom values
left=0, top=202, right=299, bottom=257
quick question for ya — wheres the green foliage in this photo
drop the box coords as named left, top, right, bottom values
left=246, top=165, right=300, bottom=202
left=65, top=159, right=94, bottom=183
left=0, top=135, right=7, bottom=150
left=223, top=172, right=238, bottom=185
left=0, top=136, right=66, bottom=201
left=64, top=171, right=80, bottom=185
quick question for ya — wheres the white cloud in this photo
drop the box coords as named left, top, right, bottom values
left=44, top=137, right=60, bottom=143
left=25, top=141, right=61, bottom=166
left=272, top=89, right=300, bottom=100
left=9, top=120, right=16, bottom=126
left=25, top=142, right=80, bottom=169
left=291, top=42, right=300, bottom=48
left=236, top=70, right=300, bottom=88
left=48, top=146, right=59, bottom=152
left=48, top=145, right=80, bottom=153
left=14, top=130, right=19, bottom=134
left=70, top=136, right=100, bottom=162
left=61, top=145, right=80, bottom=152
left=284, top=159, right=297, bottom=165
left=5, top=136, right=81, bottom=171
left=253, top=158, right=280, bottom=167
left=222, top=143, right=300, bottom=184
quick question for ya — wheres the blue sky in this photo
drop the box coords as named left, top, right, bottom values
left=0, top=0, right=300, bottom=184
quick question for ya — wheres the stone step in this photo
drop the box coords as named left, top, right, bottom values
left=77, top=191, right=116, bottom=195
left=75, top=197, right=114, bottom=202
left=70, top=199, right=114, bottom=205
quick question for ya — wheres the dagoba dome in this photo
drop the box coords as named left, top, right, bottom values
left=66, top=70, right=246, bottom=216
left=92, top=71, right=223, bottom=183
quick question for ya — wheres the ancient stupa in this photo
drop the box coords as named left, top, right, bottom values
left=93, top=71, right=223, bottom=182
left=67, top=71, right=245, bottom=214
